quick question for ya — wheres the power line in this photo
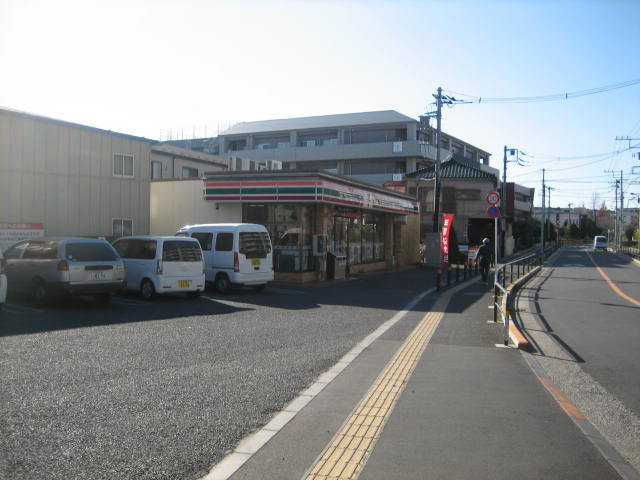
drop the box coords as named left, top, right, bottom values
left=443, top=77, right=640, bottom=104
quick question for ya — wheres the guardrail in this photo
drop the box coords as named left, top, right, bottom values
left=616, top=246, right=640, bottom=261
left=493, top=245, right=558, bottom=346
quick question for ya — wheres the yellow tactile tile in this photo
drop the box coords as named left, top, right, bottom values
left=302, top=308, right=445, bottom=480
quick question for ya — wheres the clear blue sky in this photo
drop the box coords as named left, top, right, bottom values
left=1, top=0, right=639, bottom=209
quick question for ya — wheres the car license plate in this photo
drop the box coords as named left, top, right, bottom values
left=88, top=271, right=110, bottom=281
left=251, top=259, right=261, bottom=266
left=178, top=280, right=190, bottom=288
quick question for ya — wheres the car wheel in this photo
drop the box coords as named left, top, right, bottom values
left=187, top=290, right=201, bottom=299
left=140, top=279, right=156, bottom=301
left=32, top=279, right=50, bottom=307
left=252, top=284, right=266, bottom=292
left=95, top=293, right=112, bottom=305
left=215, top=274, right=230, bottom=294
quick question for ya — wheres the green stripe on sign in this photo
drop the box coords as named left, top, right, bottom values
left=205, top=187, right=241, bottom=195
left=241, top=187, right=278, bottom=195
left=277, top=187, right=317, bottom=194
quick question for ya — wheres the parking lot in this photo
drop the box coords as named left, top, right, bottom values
left=0, top=269, right=438, bottom=480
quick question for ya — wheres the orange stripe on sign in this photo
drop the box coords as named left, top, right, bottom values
left=586, top=252, right=640, bottom=307
left=537, top=376, right=586, bottom=420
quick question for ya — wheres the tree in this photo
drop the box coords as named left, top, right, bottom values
left=624, top=225, right=635, bottom=244
left=512, top=213, right=539, bottom=250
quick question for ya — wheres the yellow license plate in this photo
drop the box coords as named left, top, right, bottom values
left=251, top=259, right=261, bottom=266
left=178, top=280, right=190, bottom=288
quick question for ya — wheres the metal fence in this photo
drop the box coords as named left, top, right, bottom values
left=616, top=246, right=640, bottom=261
left=493, top=245, right=558, bottom=344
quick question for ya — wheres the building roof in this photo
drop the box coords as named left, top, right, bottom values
left=219, top=110, right=417, bottom=136
left=151, top=144, right=227, bottom=167
left=406, top=154, right=498, bottom=180
left=0, top=106, right=158, bottom=143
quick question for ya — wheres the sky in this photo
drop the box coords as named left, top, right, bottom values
left=1, top=0, right=639, bottom=210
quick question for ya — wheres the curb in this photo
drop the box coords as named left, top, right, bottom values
left=501, top=265, right=541, bottom=351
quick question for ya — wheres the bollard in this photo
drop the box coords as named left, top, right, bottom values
left=437, top=269, right=442, bottom=292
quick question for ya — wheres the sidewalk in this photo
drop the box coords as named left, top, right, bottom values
left=208, top=277, right=622, bottom=480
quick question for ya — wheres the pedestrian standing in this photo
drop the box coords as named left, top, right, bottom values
left=475, top=238, right=493, bottom=284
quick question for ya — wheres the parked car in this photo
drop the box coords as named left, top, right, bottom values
left=3, top=237, right=125, bottom=306
left=175, top=223, right=274, bottom=293
left=112, top=236, right=205, bottom=300
left=593, top=235, right=607, bottom=251
left=0, top=249, right=7, bottom=310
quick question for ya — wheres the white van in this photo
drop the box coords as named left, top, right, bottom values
left=112, top=236, right=205, bottom=300
left=593, top=235, right=607, bottom=251
left=175, top=223, right=273, bottom=293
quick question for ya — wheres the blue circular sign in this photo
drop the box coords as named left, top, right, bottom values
left=487, top=206, right=501, bottom=218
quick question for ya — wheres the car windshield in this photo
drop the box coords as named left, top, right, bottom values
left=66, top=242, right=118, bottom=261
left=162, top=241, right=202, bottom=262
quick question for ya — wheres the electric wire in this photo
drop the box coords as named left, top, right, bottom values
left=443, top=77, right=640, bottom=104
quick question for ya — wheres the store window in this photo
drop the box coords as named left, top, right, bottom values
left=332, top=210, right=385, bottom=266
left=245, top=204, right=314, bottom=273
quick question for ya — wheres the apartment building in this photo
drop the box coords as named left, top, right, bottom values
left=167, top=110, right=492, bottom=187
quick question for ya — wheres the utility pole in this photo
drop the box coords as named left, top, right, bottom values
left=501, top=146, right=507, bottom=258
left=433, top=87, right=443, bottom=233
left=540, top=168, right=545, bottom=253
left=547, top=185, right=555, bottom=244
left=620, top=170, right=624, bottom=248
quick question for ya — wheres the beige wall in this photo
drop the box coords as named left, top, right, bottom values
left=150, top=179, right=241, bottom=235
left=0, top=109, right=152, bottom=237
left=150, top=150, right=226, bottom=180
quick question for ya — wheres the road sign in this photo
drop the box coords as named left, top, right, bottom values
left=487, top=206, right=501, bottom=218
left=486, top=192, right=501, bottom=205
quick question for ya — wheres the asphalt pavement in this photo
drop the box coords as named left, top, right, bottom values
left=209, top=268, right=632, bottom=480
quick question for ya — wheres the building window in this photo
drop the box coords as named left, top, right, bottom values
left=113, top=154, right=134, bottom=178
left=151, top=161, right=162, bottom=180
left=113, top=218, right=133, bottom=237
left=182, top=166, right=198, bottom=178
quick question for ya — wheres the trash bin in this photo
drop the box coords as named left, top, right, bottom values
left=327, top=251, right=347, bottom=280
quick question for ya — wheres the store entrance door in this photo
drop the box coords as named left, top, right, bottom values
left=334, top=216, right=349, bottom=260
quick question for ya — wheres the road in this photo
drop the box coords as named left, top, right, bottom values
left=1, top=251, right=639, bottom=480
left=0, top=269, right=439, bottom=480
left=516, top=245, right=640, bottom=473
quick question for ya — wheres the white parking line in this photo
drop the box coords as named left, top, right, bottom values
left=1, top=303, right=44, bottom=314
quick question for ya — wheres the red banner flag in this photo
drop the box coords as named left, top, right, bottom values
left=441, top=214, right=454, bottom=267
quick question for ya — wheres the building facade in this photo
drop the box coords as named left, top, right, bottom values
left=0, top=108, right=226, bottom=245
left=166, top=110, right=492, bottom=188
left=150, top=170, right=420, bottom=283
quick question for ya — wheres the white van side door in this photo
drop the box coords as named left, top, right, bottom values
left=212, top=231, right=235, bottom=276
left=190, top=232, right=215, bottom=282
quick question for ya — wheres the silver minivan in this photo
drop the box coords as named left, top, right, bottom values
left=3, top=237, right=125, bottom=306
left=112, top=236, right=205, bottom=300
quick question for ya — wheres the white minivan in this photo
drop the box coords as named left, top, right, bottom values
left=593, top=235, right=607, bottom=251
left=112, top=236, right=205, bottom=300
left=175, top=223, right=273, bottom=293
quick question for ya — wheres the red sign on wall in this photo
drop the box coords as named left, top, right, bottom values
left=441, top=214, right=455, bottom=267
